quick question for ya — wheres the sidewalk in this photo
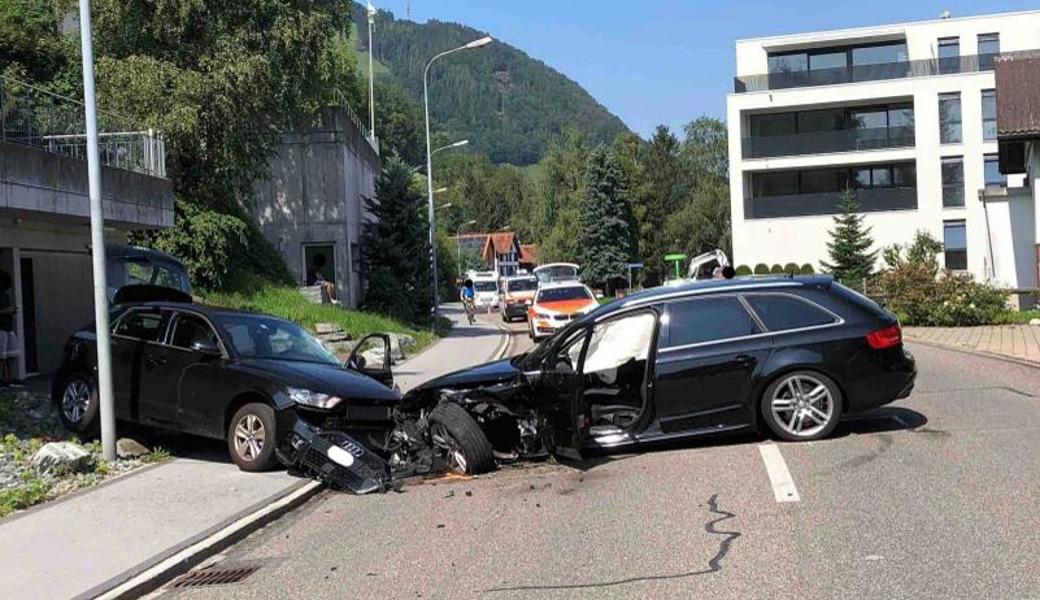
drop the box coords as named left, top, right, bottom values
left=0, top=303, right=506, bottom=600
left=904, top=324, right=1040, bottom=365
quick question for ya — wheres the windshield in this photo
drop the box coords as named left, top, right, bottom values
left=535, top=265, right=578, bottom=283
left=474, top=281, right=498, bottom=292
left=506, top=278, right=538, bottom=292
left=215, top=313, right=340, bottom=366
left=537, top=286, right=592, bottom=303
left=109, top=257, right=191, bottom=294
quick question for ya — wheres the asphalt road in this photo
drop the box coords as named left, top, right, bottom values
left=156, top=317, right=1040, bottom=600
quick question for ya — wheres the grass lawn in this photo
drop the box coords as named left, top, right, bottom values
left=997, top=309, right=1040, bottom=324
left=198, top=273, right=437, bottom=352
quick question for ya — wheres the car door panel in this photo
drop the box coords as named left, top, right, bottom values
left=110, top=308, right=170, bottom=423
left=164, top=313, right=230, bottom=436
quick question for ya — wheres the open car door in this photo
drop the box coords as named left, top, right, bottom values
left=536, top=329, right=591, bottom=460
left=346, top=333, right=394, bottom=388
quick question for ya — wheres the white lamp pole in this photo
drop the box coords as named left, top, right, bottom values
left=77, top=0, right=116, bottom=461
left=423, top=37, right=492, bottom=322
left=366, top=1, right=376, bottom=139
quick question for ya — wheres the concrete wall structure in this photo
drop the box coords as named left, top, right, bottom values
left=253, top=108, right=380, bottom=309
left=728, top=10, right=1040, bottom=289
left=0, top=140, right=170, bottom=376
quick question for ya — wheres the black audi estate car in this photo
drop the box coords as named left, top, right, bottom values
left=403, top=275, right=916, bottom=472
left=52, top=293, right=405, bottom=473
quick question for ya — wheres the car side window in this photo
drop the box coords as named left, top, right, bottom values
left=744, top=294, right=837, bottom=331
left=113, top=309, right=166, bottom=342
left=582, top=312, right=656, bottom=378
left=663, top=296, right=760, bottom=348
left=171, top=314, right=220, bottom=350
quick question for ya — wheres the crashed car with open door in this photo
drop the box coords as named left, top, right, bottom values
left=400, top=275, right=918, bottom=470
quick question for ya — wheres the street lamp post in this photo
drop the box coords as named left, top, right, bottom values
left=423, top=37, right=492, bottom=322
left=77, top=0, right=116, bottom=461
left=366, top=1, right=377, bottom=139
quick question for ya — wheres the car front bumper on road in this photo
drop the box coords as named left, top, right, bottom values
left=503, top=301, right=530, bottom=319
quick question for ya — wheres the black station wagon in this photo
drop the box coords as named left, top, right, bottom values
left=403, top=275, right=917, bottom=472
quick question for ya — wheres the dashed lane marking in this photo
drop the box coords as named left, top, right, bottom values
left=758, top=443, right=801, bottom=503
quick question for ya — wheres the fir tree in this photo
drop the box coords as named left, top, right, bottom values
left=362, top=156, right=432, bottom=323
left=822, top=190, right=878, bottom=287
left=578, top=146, right=636, bottom=293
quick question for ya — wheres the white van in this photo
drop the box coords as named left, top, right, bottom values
left=467, top=271, right=500, bottom=310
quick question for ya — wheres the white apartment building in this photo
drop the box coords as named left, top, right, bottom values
left=727, top=10, right=1040, bottom=292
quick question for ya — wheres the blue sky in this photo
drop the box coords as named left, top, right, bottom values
left=376, top=0, right=1038, bottom=138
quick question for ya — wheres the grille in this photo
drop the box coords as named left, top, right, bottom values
left=171, top=566, right=258, bottom=588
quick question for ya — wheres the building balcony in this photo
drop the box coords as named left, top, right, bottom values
left=746, top=187, right=917, bottom=219
left=734, top=53, right=999, bottom=93
left=742, top=125, right=915, bottom=159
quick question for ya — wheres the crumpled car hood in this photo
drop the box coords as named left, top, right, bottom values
left=406, top=357, right=520, bottom=397
left=236, top=358, right=400, bottom=404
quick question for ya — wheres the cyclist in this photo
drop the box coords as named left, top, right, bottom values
left=460, top=278, right=476, bottom=324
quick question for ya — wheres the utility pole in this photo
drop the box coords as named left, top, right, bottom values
left=367, top=1, right=376, bottom=140
left=77, top=0, right=116, bottom=461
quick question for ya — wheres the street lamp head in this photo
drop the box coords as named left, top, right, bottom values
left=465, top=219, right=477, bottom=225
left=434, top=187, right=449, bottom=194
left=437, top=202, right=453, bottom=210
left=451, top=139, right=470, bottom=148
left=464, top=36, right=494, bottom=49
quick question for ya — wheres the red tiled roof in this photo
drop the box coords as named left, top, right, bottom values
left=996, top=53, right=1040, bottom=140
left=488, top=232, right=518, bottom=254
left=520, top=244, right=538, bottom=265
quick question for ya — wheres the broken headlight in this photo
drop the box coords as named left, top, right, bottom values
left=288, top=387, right=343, bottom=410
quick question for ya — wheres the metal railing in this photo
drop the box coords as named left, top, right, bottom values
left=742, top=125, right=915, bottom=159
left=0, top=75, right=166, bottom=177
left=735, top=53, right=1000, bottom=93
left=746, top=187, right=917, bottom=219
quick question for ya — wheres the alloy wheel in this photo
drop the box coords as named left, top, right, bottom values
left=430, top=423, right=468, bottom=474
left=61, top=380, right=91, bottom=424
left=770, top=374, right=835, bottom=438
left=233, top=414, right=266, bottom=461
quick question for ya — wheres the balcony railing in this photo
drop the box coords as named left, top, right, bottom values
left=0, top=75, right=166, bottom=177
left=742, top=125, right=915, bottom=159
left=735, top=53, right=999, bottom=93
left=746, top=187, right=917, bottom=219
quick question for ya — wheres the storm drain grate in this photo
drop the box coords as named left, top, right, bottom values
left=171, top=565, right=259, bottom=588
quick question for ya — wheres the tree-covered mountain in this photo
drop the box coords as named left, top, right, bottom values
left=353, top=3, right=629, bottom=165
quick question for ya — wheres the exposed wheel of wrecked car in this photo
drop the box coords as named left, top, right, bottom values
left=228, top=403, right=280, bottom=471
left=429, top=403, right=495, bottom=475
left=761, top=371, right=842, bottom=442
left=57, top=374, right=100, bottom=434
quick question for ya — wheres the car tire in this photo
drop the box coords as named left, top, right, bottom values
left=55, top=373, right=100, bottom=435
left=428, top=402, right=496, bottom=475
left=228, top=403, right=280, bottom=472
left=760, top=370, right=842, bottom=442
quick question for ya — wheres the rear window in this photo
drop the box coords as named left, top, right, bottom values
left=538, top=286, right=593, bottom=303
left=473, top=281, right=498, bottom=292
left=506, top=278, right=538, bottom=292
left=745, top=294, right=836, bottom=331
left=664, top=296, right=760, bottom=347
left=113, top=309, right=166, bottom=342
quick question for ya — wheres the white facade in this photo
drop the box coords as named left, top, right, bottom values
left=728, top=10, right=1040, bottom=289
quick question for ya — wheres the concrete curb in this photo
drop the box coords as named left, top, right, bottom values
left=91, top=480, right=323, bottom=600
left=906, top=337, right=1040, bottom=371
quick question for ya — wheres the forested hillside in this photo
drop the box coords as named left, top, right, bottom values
left=353, top=3, right=629, bottom=165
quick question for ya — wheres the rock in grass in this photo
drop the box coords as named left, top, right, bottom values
left=116, top=438, right=151, bottom=459
left=1030, top=318, right=1040, bottom=327
left=31, top=442, right=94, bottom=475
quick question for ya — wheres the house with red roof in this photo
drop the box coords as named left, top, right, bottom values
left=451, top=231, right=535, bottom=277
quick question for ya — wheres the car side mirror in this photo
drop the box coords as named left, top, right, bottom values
left=190, top=340, right=221, bottom=356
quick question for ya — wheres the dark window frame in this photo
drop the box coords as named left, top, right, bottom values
left=112, top=308, right=169, bottom=343
left=977, top=33, right=1000, bottom=56
left=943, top=220, right=967, bottom=271
left=941, top=156, right=965, bottom=208
left=939, top=92, right=962, bottom=144
left=742, top=293, right=841, bottom=333
left=169, top=311, right=224, bottom=354
left=748, top=102, right=914, bottom=138
left=767, top=40, right=909, bottom=75
left=984, top=153, right=1005, bottom=188
left=981, top=89, right=997, bottom=141
left=660, top=295, right=762, bottom=349
left=752, top=161, right=917, bottom=198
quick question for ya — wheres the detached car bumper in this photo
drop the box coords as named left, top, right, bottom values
left=503, top=302, right=529, bottom=318
left=277, top=419, right=392, bottom=494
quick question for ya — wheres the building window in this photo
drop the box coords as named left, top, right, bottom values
left=939, top=93, right=962, bottom=144
left=943, top=220, right=967, bottom=271
left=767, top=42, right=907, bottom=76
left=978, top=33, right=1000, bottom=69
left=941, top=157, right=965, bottom=208
left=984, top=154, right=1005, bottom=188
left=982, top=90, right=997, bottom=141
left=938, top=37, right=960, bottom=74
left=747, top=162, right=917, bottom=218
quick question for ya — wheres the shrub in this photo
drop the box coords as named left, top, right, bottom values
left=770, top=264, right=784, bottom=274
left=875, top=231, right=1010, bottom=326
left=735, top=265, right=752, bottom=276
left=783, top=262, right=799, bottom=274
left=753, top=263, right=770, bottom=275
left=800, top=263, right=815, bottom=274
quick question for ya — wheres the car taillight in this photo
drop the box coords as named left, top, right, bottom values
left=866, top=324, right=902, bottom=350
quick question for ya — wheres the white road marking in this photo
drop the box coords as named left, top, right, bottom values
left=758, top=443, right=801, bottom=503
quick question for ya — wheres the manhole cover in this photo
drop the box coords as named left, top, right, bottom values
left=171, top=565, right=259, bottom=588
